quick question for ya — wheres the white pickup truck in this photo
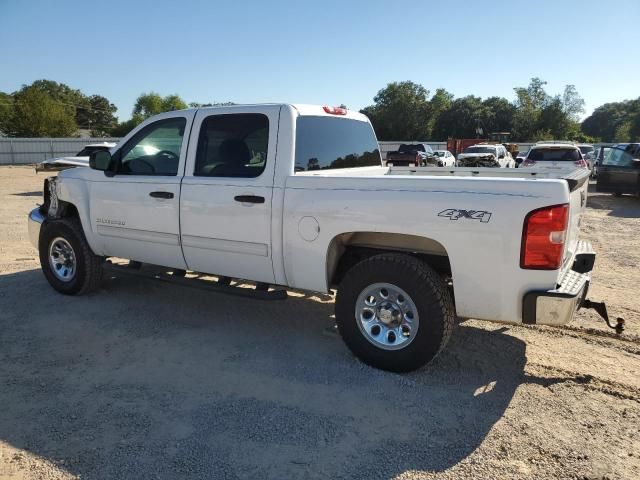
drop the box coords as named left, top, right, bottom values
left=28, top=104, right=600, bottom=372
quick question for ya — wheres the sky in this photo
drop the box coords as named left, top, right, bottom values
left=1, top=0, right=639, bottom=121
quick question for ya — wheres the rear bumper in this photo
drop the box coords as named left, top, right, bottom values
left=28, top=207, right=45, bottom=249
left=522, top=240, right=594, bottom=326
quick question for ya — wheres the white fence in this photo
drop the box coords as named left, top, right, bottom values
left=0, top=138, right=119, bottom=165
left=0, top=138, right=564, bottom=165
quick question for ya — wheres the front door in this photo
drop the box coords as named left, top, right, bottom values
left=597, top=144, right=640, bottom=194
left=89, top=112, right=195, bottom=269
left=180, top=106, right=281, bottom=283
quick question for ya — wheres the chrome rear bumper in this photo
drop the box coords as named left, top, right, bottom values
left=28, top=207, right=45, bottom=249
left=522, top=241, right=595, bottom=326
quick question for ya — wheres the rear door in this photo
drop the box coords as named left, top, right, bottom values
left=597, top=144, right=640, bottom=194
left=179, top=106, right=281, bottom=283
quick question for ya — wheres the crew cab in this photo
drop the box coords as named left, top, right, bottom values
left=386, top=143, right=436, bottom=167
left=28, top=104, right=596, bottom=372
left=456, top=144, right=515, bottom=168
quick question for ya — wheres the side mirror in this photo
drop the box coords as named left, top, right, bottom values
left=90, top=150, right=113, bottom=172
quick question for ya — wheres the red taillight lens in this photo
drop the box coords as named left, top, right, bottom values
left=521, top=204, right=569, bottom=269
left=323, top=106, right=347, bottom=115
left=574, top=158, right=587, bottom=168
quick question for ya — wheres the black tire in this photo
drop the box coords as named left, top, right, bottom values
left=39, top=218, right=103, bottom=295
left=335, top=253, right=455, bottom=373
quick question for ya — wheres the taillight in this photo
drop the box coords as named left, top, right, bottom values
left=574, top=158, right=587, bottom=168
left=521, top=204, right=569, bottom=270
left=323, top=106, right=347, bottom=115
left=522, top=159, right=536, bottom=166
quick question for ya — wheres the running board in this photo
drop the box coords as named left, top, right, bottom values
left=103, top=262, right=288, bottom=300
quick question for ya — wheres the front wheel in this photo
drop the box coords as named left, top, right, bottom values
left=335, top=253, right=455, bottom=372
left=39, top=218, right=103, bottom=295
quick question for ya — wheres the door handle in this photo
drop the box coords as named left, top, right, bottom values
left=149, top=191, right=174, bottom=199
left=234, top=195, right=265, bottom=204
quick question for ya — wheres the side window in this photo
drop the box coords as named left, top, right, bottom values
left=118, top=118, right=186, bottom=176
left=195, top=113, right=268, bottom=178
left=604, top=145, right=636, bottom=167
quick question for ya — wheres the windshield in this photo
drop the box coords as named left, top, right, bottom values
left=464, top=146, right=496, bottom=154
left=399, top=144, right=424, bottom=153
left=76, top=146, right=109, bottom=157
left=434, top=151, right=445, bottom=157
left=295, top=116, right=381, bottom=172
left=528, top=148, right=580, bottom=161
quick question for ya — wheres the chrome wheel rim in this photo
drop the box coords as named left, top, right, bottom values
left=48, top=237, right=76, bottom=282
left=355, top=283, right=419, bottom=351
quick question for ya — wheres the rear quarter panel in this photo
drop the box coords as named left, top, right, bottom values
left=283, top=174, right=571, bottom=323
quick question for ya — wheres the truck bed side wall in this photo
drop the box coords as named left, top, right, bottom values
left=282, top=175, right=569, bottom=323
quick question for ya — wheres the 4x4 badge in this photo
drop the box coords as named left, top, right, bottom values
left=438, top=209, right=492, bottom=223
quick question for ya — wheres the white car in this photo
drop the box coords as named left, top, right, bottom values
left=521, top=142, right=589, bottom=170
left=457, top=144, right=515, bottom=168
left=36, top=142, right=117, bottom=172
left=432, top=150, right=456, bottom=167
left=28, top=104, right=598, bottom=372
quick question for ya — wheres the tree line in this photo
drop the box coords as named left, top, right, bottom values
left=0, top=78, right=638, bottom=142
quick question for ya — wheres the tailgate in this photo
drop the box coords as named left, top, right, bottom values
left=563, top=169, right=590, bottom=268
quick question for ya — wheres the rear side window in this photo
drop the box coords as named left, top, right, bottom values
left=195, top=114, right=268, bottom=178
left=295, top=117, right=380, bottom=172
left=528, top=148, right=580, bottom=161
left=603, top=144, right=639, bottom=167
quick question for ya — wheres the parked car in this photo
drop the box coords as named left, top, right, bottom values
left=457, top=144, right=515, bottom=168
left=521, top=142, right=589, bottom=170
left=591, top=146, right=611, bottom=178
left=386, top=143, right=435, bottom=167
left=515, top=149, right=529, bottom=167
left=596, top=143, right=640, bottom=196
left=432, top=150, right=456, bottom=167
left=28, top=104, right=596, bottom=373
left=36, top=142, right=117, bottom=172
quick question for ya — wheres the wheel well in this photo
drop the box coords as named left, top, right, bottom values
left=327, top=232, right=452, bottom=288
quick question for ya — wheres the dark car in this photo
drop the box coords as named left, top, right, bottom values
left=386, top=143, right=435, bottom=167
left=596, top=143, right=640, bottom=195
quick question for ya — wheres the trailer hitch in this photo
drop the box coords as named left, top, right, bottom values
left=581, top=299, right=625, bottom=334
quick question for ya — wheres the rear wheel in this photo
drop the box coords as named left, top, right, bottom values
left=39, top=218, right=103, bottom=295
left=335, top=253, right=455, bottom=372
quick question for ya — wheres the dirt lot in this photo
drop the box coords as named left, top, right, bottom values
left=0, top=165, right=638, bottom=480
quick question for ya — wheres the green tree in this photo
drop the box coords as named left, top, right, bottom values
left=425, top=88, right=453, bottom=140
left=10, top=86, right=76, bottom=137
left=0, top=91, right=12, bottom=135
left=115, top=92, right=189, bottom=137
left=582, top=97, right=640, bottom=142
left=432, top=95, right=487, bottom=139
left=482, top=96, right=516, bottom=135
left=86, top=95, right=118, bottom=136
left=561, top=85, right=585, bottom=121
left=360, top=81, right=431, bottom=140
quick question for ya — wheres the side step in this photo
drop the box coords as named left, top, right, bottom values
left=103, top=262, right=288, bottom=300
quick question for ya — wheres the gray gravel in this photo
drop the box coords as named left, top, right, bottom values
left=0, top=166, right=638, bottom=479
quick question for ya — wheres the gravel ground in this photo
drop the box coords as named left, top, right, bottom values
left=0, top=165, right=638, bottom=480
